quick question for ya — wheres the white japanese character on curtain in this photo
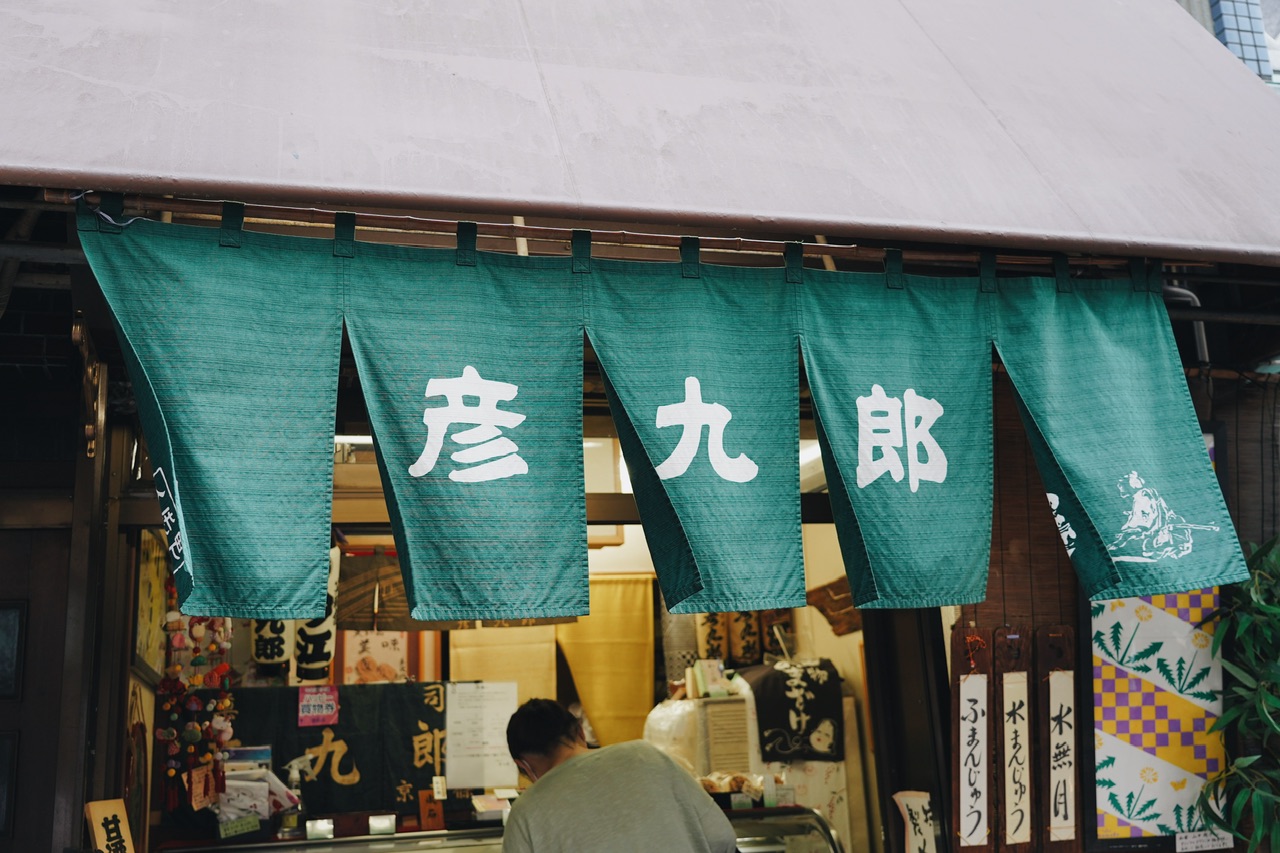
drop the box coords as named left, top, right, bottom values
left=408, top=365, right=528, bottom=483
left=654, top=376, right=758, bottom=483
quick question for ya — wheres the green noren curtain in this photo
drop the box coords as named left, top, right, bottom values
left=79, top=197, right=1246, bottom=618
left=584, top=245, right=805, bottom=614
left=993, top=273, right=1246, bottom=598
left=79, top=209, right=342, bottom=618
left=345, top=241, right=587, bottom=621
left=81, top=209, right=587, bottom=620
left=802, top=259, right=1246, bottom=608
left=801, top=268, right=995, bottom=608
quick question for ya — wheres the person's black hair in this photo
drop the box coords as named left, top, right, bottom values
left=506, top=698, right=581, bottom=760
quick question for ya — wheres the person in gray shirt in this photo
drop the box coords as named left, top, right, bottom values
left=503, top=698, right=738, bottom=852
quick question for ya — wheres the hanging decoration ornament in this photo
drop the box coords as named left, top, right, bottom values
left=155, top=570, right=237, bottom=812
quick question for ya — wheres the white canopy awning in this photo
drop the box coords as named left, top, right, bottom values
left=4, top=0, right=1280, bottom=263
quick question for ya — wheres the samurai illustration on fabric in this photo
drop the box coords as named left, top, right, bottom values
left=1108, top=472, right=1219, bottom=562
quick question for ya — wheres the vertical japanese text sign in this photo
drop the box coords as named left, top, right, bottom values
left=960, top=673, right=991, bottom=847
left=952, top=626, right=992, bottom=850
left=994, top=626, right=1034, bottom=849
left=1003, top=673, right=1033, bottom=845
left=1047, top=670, right=1077, bottom=841
left=1036, top=626, right=1077, bottom=849
left=85, top=799, right=137, bottom=853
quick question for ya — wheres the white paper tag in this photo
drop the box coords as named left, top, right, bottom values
left=762, top=774, right=778, bottom=808
left=1176, top=828, right=1234, bottom=852
left=432, top=776, right=447, bottom=799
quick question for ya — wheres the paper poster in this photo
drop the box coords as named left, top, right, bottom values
left=702, top=697, right=751, bottom=774
left=958, top=673, right=989, bottom=846
left=342, top=630, right=409, bottom=684
left=188, top=764, right=215, bottom=811
left=298, top=685, right=340, bottom=727
left=445, top=682, right=518, bottom=789
left=1002, top=671, right=1032, bottom=844
left=1048, top=670, right=1076, bottom=840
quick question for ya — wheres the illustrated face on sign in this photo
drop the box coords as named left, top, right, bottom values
left=808, top=718, right=836, bottom=754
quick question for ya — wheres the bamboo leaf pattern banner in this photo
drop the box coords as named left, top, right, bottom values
left=77, top=204, right=1247, bottom=619
left=1091, top=591, right=1225, bottom=839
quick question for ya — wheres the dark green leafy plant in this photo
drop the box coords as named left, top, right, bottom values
left=1196, top=536, right=1280, bottom=853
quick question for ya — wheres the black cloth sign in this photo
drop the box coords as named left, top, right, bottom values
left=214, top=682, right=446, bottom=814
left=738, top=659, right=843, bottom=762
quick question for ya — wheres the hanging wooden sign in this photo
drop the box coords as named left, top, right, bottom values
left=952, top=626, right=993, bottom=851
left=85, top=799, right=137, bottom=853
left=993, top=625, right=1033, bottom=852
left=1036, top=626, right=1080, bottom=853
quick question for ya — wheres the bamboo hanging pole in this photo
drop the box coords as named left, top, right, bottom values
left=39, top=189, right=1179, bottom=273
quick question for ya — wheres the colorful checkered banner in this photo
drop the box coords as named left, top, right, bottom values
left=584, top=244, right=805, bottom=613
left=1090, top=590, right=1225, bottom=839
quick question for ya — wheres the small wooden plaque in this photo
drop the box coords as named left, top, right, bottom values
left=418, top=790, right=446, bottom=831
left=85, top=799, right=137, bottom=853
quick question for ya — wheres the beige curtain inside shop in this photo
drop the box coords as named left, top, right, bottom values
left=556, top=574, right=655, bottom=745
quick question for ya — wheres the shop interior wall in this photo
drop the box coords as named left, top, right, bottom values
left=594, top=521, right=876, bottom=849
left=796, top=524, right=881, bottom=853
left=449, top=625, right=558, bottom=704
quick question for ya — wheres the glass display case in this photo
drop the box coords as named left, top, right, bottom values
left=728, top=806, right=845, bottom=853
left=158, top=826, right=505, bottom=852
left=160, top=806, right=842, bottom=852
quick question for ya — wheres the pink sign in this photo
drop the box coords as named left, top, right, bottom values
left=297, top=685, right=340, bottom=727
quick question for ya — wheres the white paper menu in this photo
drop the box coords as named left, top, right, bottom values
left=445, top=682, right=519, bottom=789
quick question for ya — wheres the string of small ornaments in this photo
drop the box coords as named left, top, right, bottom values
left=155, top=572, right=236, bottom=812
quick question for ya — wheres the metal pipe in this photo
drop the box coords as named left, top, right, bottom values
left=1163, top=285, right=1210, bottom=364
left=1166, top=307, right=1280, bottom=326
